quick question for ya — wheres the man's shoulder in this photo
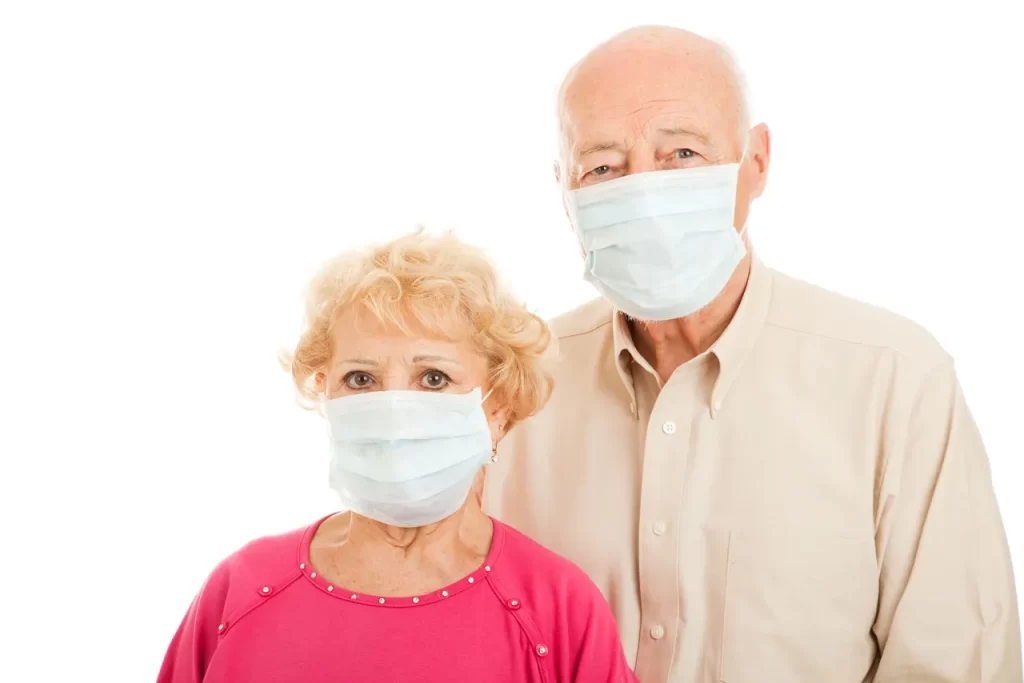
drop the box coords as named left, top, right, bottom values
left=549, top=297, right=614, bottom=341
left=767, top=268, right=951, bottom=374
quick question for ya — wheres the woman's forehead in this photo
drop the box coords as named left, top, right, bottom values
left=330, top=306, right=479, bottom=364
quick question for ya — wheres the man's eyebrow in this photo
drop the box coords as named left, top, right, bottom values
left=335, top=358, right=380, bottom=367
left=575, top=141, right=621, bottom=158
left=656, top=127, right=711, bottom=145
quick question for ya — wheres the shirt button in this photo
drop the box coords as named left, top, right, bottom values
left=662, top=421, right=676, bottom=435
left=652, top=521, right=666, bottom=536
left=650, top=624, right=665, bottom=640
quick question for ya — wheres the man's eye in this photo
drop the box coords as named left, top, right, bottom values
left=344, top=372, right=374, bottom=389
left=592, top=165, right=611, bottom=176
left=421, top=370, right=450, bottom=390
left=675, top=148, right=695, bottom=159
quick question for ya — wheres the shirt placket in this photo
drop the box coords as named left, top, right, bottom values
left=634, top=363, right=699, bottom=683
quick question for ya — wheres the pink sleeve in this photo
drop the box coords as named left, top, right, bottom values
left=561, top=576, right=639, bottom=683
left=157, top=564, right=230, bottom=683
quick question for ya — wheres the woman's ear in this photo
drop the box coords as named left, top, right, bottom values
left=488, top=413, right=509, bottom=445
left=484, top=398, right=511, bottom=445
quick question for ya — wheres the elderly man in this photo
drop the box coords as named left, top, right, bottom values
left=483, top=25, right=1021, bottom=683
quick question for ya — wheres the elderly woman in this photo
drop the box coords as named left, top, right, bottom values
left=158, top=230, right=637, bottom=682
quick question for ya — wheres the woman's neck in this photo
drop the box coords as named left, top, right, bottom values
left=347, top=503, right=492, bottom=558
left=310, top=500, right=494, bottom=597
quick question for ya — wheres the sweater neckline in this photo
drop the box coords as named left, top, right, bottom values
left=296, top=514, right=505, bottom=608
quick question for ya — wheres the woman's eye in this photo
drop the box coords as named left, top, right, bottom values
left=421, top=370, right=450, bottom=390
left=592, top=165, right=611, bottom=176
left=675, top=148, right=695, bottom=159
left=344, top=372, right=374, bottom=389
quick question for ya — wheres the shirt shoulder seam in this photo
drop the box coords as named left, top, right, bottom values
left=557, top=318, right=612, bottom=341
left=763, top=320, right=952, bottom=370
left=217, top=570, right=302, bottom=641
left=486, top=573, right=554, bottom=683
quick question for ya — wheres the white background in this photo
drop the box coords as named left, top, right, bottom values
left=1, top=1, right=1022, bottom=680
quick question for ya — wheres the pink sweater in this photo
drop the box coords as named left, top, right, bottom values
left=158, top=517, right=638, bottom=682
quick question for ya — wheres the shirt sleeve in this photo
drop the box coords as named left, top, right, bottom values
left=157, top=564, right=230, bottom=683
left=559, top=574, right=639, bottom=683
left=873, top=360, right=1022, bottom=681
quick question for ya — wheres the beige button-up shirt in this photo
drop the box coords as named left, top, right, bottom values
left=484, top=257, right=1021, bottom=682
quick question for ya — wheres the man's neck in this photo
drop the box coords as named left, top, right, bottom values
left=632, top=253, right=752, bottom=384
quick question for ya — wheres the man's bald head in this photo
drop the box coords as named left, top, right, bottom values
left=554, top=25, right=770, bottom=234
left=558, top=26, right=750, bottom=144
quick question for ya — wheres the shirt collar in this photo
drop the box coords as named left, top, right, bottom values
left=612, top=254, right=773, bottom=418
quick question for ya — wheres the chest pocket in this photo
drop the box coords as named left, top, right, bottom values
left=719, top=530, right=878, bottom=683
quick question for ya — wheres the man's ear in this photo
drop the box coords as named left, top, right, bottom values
left=553, top=161, right=561, bottom=186
left=751, top=123, right=771, bottom=198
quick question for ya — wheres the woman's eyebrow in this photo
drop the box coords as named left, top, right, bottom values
left=411, top=354, right=460, bottom=365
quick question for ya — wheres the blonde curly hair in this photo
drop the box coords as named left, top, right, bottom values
left=283, top=229, right=556, bottom=430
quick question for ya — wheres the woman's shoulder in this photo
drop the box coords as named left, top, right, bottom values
left=490, top=520, right=604, bottom=602
left=489, top=519, right=635, bottom=678
left=223, top=523, right=310, bottom=572
left=192, top=518, right=321, bottom=612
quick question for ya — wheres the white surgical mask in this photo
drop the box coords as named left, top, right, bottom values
left=566, top=161, right=747, bottom=321
left=324, top=388, right=493, bottom=528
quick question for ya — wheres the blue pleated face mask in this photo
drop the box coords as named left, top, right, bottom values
left=565, top=160, right=748, bottom=321
left=323, top=388, right=494, bottom=528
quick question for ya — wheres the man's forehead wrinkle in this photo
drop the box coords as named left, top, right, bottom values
left=564, top=59, right=732, bottom=115
left=627, top=100, right=686, bottom=118
left=568, top=100, right=688, bottom=133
